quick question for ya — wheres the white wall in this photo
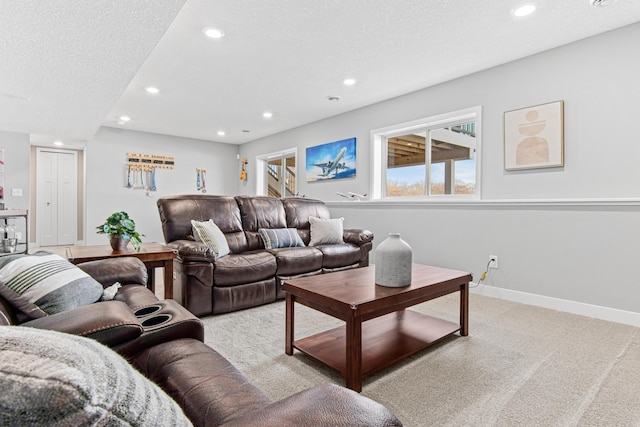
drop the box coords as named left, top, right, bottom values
left=237, top=23, right=640, bottom=317
left=85, top=127, right=238, bottom=245
left=0, top=130, right=30, bottom=211
left=0, top=131, right=30, bottom=244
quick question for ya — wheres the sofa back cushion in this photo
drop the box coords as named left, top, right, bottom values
left=158, top=195, right=248, bottom=253
left=236, top=196, right=288, bottom=251
left=282, top=198, right=331, bottom=244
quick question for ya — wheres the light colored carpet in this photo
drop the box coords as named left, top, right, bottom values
left=201, top=293, right=640, bottom=427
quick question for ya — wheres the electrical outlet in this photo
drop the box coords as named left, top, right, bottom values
left=489, top=255, right=499, bottom=269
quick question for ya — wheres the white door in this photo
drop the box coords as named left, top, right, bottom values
left=37, top=149, right=77, bottom=246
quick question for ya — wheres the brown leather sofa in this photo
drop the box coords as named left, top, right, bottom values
left=0, top=256, right=402, bottom=426
left=157, top=195, right=374, bottom=316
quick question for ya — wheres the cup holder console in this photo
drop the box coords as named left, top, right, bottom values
left=134, top=304, right=163, bottom=317
left=140, top=313, right=173, bottom=329
left=115, top=300, right=204, bottom=357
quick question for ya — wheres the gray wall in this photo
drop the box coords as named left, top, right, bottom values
left=238, top=23, right=640, bottom=316
left=85, top=127, right=238, bottom=245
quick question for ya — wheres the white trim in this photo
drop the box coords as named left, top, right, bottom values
left=471, top=283, right=640, bottom=328
left=325, top=197, right=640, bottom=208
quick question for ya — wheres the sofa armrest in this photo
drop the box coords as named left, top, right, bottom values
left=22, top=300, right=143, bottom=347
left=167, top=240, right=217, bottom=263
left=77, top=257, right=148, bottom=287
left=130, top=338, right=272, bottom=426
left=220, top=383, right=402, bottom=427
left=343, top=228, right=374, bottom=246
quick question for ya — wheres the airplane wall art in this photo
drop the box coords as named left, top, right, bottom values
left=306, top=137, right=356, bottom=182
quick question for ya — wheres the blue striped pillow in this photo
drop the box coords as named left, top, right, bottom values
left=258, top=228, right=304, bottom=249
left=0, top=251, right=103, bottom=319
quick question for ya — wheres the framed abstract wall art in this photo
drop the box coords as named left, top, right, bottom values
left=306, top=137, right=356, bottom=182
left=504, top=100, right=564, bottom=171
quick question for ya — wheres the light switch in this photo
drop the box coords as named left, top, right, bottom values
left=11, top=188, right=23, bottom=197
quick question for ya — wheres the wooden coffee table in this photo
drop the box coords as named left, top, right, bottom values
left=66, top=242, right=177, bottom=300
left=282, top=263, right=472, bottom=392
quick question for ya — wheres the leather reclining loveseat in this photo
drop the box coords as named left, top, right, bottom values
left=0, top=256, right=402, bottom=426
left=157, top=195, right=374, bottom=316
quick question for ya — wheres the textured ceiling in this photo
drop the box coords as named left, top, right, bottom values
left=2, top=0, right=640, bottom=147
left=0, top=1, right=186, bottom=147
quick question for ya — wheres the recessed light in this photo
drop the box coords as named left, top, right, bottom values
left=513, top=4, right=536, bottom=17
left=217, top=131, right=226, bottom=136
left=53, top=141, right=64, bottom=146
left=119, top=116, right=131, bottom=122
left=145, top=86, right=159, bottom=94
left=262, top=112, right=273, bottom=118
left=327, top=96, right=341, bottom=102
left=343, top=78, right=357, bottom=86
left=203, top=27, right=225, bottom=39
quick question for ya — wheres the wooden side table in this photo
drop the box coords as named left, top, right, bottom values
left=66, top=242, right=177, bottom=300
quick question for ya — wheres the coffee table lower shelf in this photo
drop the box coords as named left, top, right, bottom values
left=292, top=309, right=460, bottom=380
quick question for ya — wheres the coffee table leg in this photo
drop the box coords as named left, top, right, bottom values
left=460, top=282, right=469, bottom=336
left=285, top=293, right=294, bottom=355
left=345, top=315, right=363, bottom=392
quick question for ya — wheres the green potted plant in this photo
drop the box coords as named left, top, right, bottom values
left=96, top=211, right=143, bottom=251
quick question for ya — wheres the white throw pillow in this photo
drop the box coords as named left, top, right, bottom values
left=191, top=219, right=230, bottom=257
left=309, top=216, right=344, bottom=246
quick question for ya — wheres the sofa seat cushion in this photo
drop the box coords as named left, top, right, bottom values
left=314, top=244, right=363, bottom=269
left=268, top=246, right=323, bottom=276
left=214, top=252, right=277, bottom=286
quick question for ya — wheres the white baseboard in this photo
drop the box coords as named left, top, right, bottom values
left=471, top=283, right=640, bottom=328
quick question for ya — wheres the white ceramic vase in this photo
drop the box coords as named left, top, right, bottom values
left=375, top=233, right=412, bottom=287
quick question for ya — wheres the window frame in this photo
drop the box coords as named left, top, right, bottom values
left=371, top=106, right=482, bottom=200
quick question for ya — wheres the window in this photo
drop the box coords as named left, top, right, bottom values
left=256, top=149, right=297, bottom=197
left=372, top=106, right=481, bottom=200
